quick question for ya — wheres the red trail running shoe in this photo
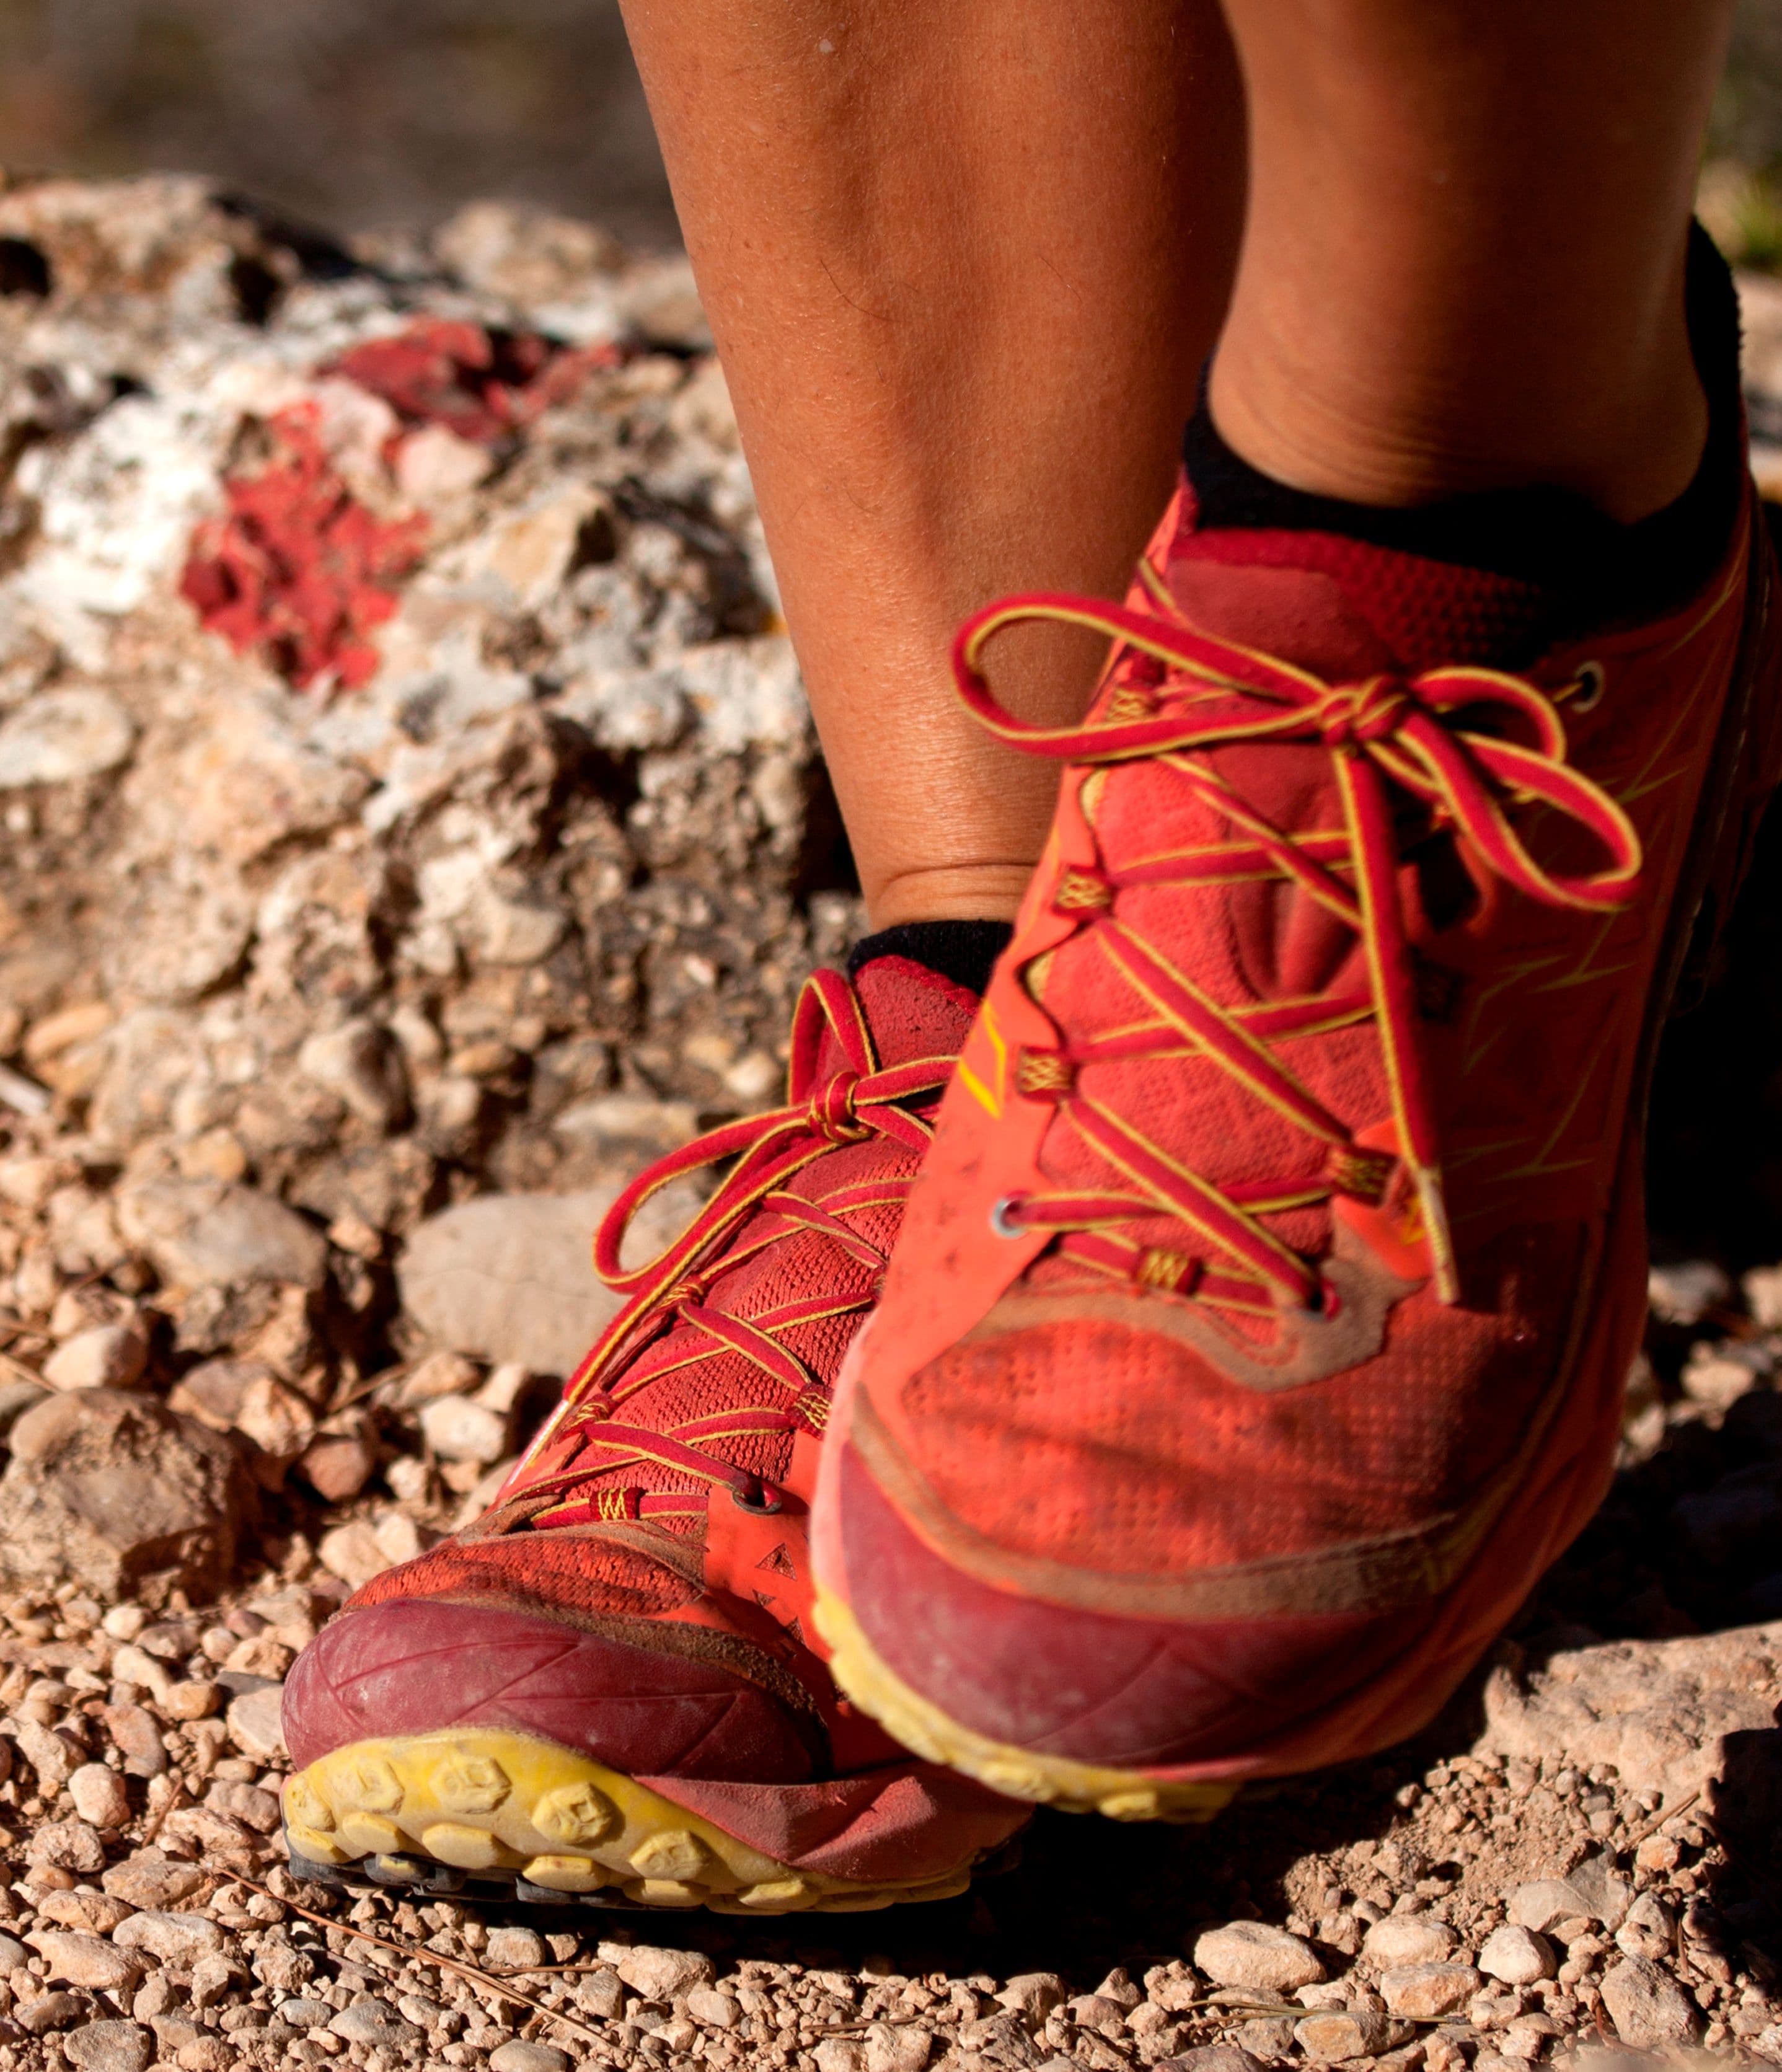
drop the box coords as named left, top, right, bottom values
left=281, top=955, right=1029, bottom=1910
left=814, top=473, right=1782, bottom=1822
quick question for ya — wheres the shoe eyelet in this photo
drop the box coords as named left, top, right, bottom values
left=989, top=1194, right=1028, bottom=1239
left=1298, top=1274, right=1342, bottom=1321
left=731, top=1479, right=786, bottom=1516
left=1569, top=661, right=1607, bottom=713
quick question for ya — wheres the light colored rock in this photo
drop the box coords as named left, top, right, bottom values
left=102, top=1701, right=165, bottom=1778
left=35, top=1890, right=133, bottom=1934
left=1599, top=1956, right=1699, bottom=2049
left=1507, top=1880, right=1585, bottom=1934
left=1377, top=1965, right=1481, bottom=2020
left=0, top=687, right=135, bottom=787
left=63, top=2020, right=152, bottom=2072
left=0, top=1388, right=248, bottom=1603
left=476, top=1361, right=537, bottom=1413
left=997, top=1975, right=1067, bottom=2024
left=1161, top=2051, right=1264, bottom=2072
left=418, top=1391, right=510, bottom=1464
left=372, top=1509, right=427, bottom=1564
left=297, top=1018, right=408, bottom=1131
left=1362, top=1916, right=1457, bottom=1968
left=68, top=1761, right=131, bottom=1828
left=814, top=2043, right=867, bottom=2072
left=462, top=882, right=567, bottom=966
left=167, top=1357, right=273, bottom=1430
left=204, top=1776, right=280, bottom=1832
left=1681, top=1349, right=1764, bottom=1411
left=397, top=1188, right=626, bottom=1375
left=1193, top=1924, right=1325, bottom=1995
left=231, top=1373, right=316, bottom=1461
left=227, top=1686, right=287, bottom=1766
left=1478, top=1925, right=1555, bottom=1986
left=615, top=1944, right=717, bottom=2002
left=1294, top=2010, right=1391, bottom=2063
left=397, top=423, right=498, bottom=505
left=159, top=1677, right=221, bottom=1721
left=488, top=2046, right=573, bottom=2072
left=1646, top=1259, right=1729, bottom=1325
left=100, top=1852, right=206, bottom=1908
left=553, top=1091, right=698, bottom=1152
left=399, top=1351, right=485, bottom=1404
left=575, top=1968, right=627, bottom=2021
left=328, top=1999, right=425, bottom=2048
left=1476, top=1621, right=1782, bottom=1805
left=43, top=1322, right=148, bottom=1393
left=318, top=1519, right=392, bottom=1590
left=15, top=1991, right=84, bottom=2036
left=1068, top=1994, right=1130, bottom=2029
left=117, top=1179, right=327, bottom=1290
left=1744, top=1262, right=1782, bottom=1329
left=14, top=1718, right=81, bottom=1793
left=864, top=2024, right=933, bottom=2072
left=1506, top=1855, right=1632, bottom=1934
left=686, top=1988, right=740, bottom=2030
left=276, top=1998, right=336, bottom=2030
left=0, top=1933, right=28, bottom=1972
left=114, top=1911, right=227, bottom=1964
left=102, top=858, right=254, bottom=1006
left=1615, top=1890, right=1674, bottom=1962
left=483, top=1925, right=549, bottom=1969
left=27, top=1929, right=144, bottom=1992
left=0, top=1375, right=49, bottom=1435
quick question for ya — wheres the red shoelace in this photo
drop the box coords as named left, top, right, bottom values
left=954, top=586, right=1644, bottom=1310
left=495, top=969, right=953, bottom=1525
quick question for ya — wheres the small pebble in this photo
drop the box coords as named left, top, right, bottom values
left=1378, top=1964, right=1483, bottom=2020
left=488, top=2045, right=573, bottom=2072
left=483, top=1924, right=550, bottom=1969
left=1479, top=1925, right=1556, bottom=1987
left=68, top=1760, right=131, bottom=1828
left=1193, top=1922, right=1325, bottom=1994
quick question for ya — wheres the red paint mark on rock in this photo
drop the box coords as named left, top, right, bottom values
left=180, top=405, right=428, bottom=693
left=325, top=318, right=622, bottom=447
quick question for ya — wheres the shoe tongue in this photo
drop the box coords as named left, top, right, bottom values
left=846, top=954, right=981, bottom=1069
left=1162, top=490, right=1557, bottom=677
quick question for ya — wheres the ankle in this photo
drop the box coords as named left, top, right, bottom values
left=1207, top=302, right=1709, bottom=527
left=866, top=863, right=1038, bottom=931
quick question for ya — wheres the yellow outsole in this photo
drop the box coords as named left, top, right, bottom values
left=813, top=1586, right=1238, bottom=1823
left=282, top=1727, right=974, bottom=1915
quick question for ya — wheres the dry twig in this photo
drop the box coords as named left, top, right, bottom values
left=231, top=1870, right=604, bottom=2046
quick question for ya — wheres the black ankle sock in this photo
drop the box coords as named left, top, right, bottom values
left=848, top=919, right=1013, bottom=996
left=1182, top=222, right=1746, bottom=641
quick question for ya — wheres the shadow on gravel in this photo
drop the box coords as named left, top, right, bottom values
left=1648, top=793, right=1782, bottom=1274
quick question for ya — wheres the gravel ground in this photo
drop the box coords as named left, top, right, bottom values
left=0, top=174, right=1777, bottom=2072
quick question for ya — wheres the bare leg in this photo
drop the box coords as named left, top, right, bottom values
left=619, top=0, right=1245, bottom=924
left=625, top=0, right=1732, bottom=924
left=1211, top=0, right=1735, bottom=521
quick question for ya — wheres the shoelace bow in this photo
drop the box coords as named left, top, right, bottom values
left=499, top=968, right=951, bottom=1527
left=955, top=584, right=1645, bottom=1310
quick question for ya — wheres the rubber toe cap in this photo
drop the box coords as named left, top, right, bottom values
left=283, top=1596, right=821, bottom=1783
